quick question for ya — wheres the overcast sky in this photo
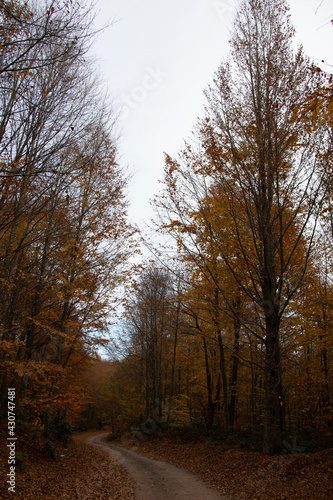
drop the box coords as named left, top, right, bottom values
left=91, top=0, right=333, bottom=227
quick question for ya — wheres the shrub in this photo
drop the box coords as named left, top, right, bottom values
left=42, top=408, right=74, bottom=447
left=16, top=452, right=29, bottom=472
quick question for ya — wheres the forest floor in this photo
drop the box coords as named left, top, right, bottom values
left=110, top=430, right=333, bottom=499
left=1, top=424, right=333, bottom=499
left=0, top=426, right=135, bottom=499
left=87, top=431, right=226, bottom=499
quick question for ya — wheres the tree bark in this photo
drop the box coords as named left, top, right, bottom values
left=263, top=307, right=284, bottom=454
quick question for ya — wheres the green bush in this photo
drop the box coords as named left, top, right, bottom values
left=43, top=440, right=58, bottom=460
left=42, top=408, right=74, bottom=447
left=283, top=426, right=330, bottom=454
left=106, top=431, right=123, bottom=441
left=169, top=424, right=206, bottom=441
left=16, top=452, right=29, bottom=472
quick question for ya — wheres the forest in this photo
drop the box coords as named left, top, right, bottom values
left=0, top=0, right=332, bottom=465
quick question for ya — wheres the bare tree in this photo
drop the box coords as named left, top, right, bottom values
left=125, top=264, right=176, bottom=421
left=0, top=0, right=97, bottom=76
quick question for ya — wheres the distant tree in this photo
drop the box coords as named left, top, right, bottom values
left=125, top=264, right=174, bottom=420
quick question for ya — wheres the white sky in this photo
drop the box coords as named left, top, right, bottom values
left=91, top=0, right=333, bottom=227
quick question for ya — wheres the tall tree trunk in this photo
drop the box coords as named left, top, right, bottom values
left=229, top=305, right=240, bottom=431
left=203, top=335, right=215, bottom=429
left=217, top=330, right=231, bottom=433
left=263, top=308, right=284, bottom=454
left=167, top=299, right=180, bottom=423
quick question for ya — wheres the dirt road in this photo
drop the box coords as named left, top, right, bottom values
left=87, top=433, right=229, bottom=499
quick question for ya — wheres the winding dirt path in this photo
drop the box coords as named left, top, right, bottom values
left=86, top=432, right=229, bottom=499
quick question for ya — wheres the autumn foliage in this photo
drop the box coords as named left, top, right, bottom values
left=0, top=0, right=135, bottom=443
left=1, top=0, right=333, bottom=464
left=101, top=0, right=333, bottom=456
